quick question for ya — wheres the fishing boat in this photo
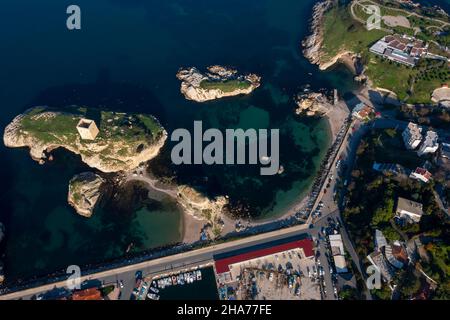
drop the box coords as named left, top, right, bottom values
left=147, top=293, right=160, bottom=300
left=196, top=270, right=202, bottom=281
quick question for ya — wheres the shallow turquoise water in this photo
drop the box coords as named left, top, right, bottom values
left=0, top=0, right=358, bottom=283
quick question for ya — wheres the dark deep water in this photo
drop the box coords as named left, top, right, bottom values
left=0, top=0, right=361, bottom=283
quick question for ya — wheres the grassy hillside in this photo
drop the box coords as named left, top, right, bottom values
left=320, top=2, right=450, bottom=104
left=199, top=79, right=252, bottom=93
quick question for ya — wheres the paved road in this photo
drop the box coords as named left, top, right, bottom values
left=0, top=223, right=315, bottom=300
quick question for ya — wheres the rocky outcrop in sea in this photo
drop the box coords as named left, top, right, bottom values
left=176, top=65, right=261, bottom=102
left=68, top=172, right=106, bottom=218
left=295, top=92, right=333, bottom=117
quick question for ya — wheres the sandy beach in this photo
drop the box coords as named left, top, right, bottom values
left=126, top=95, right=350, bottom=244
left=181, top=212, right=205, bottom=243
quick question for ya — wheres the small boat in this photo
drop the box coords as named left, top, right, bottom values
left=125, top=242, right=134, bottom=253
left=150, top=287, right=159, bottom=294
left=196, top=270, right=202, bottom=281
left=172, top=275, right=177, bottom=285
left=147, top=293, right=160, bottom=300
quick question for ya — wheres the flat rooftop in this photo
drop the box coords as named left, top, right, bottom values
left=214, top=238, right=314, bottom=274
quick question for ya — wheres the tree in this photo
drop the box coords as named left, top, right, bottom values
left=339, top=286, right=359, bottom=300
left=398, top=269, right=421, bottom=298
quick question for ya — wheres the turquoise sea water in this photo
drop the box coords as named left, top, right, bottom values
left=0, top=0, right=360, bottom=283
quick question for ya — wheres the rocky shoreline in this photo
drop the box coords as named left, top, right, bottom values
left=3, top=107, right=168, bottom=173
left=302, top=0, right=333, bottom=69
left=302, top=1, right=364, bottom=76
left=176, top=65, right=261, bottom=102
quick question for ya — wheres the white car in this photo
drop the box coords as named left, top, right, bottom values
left=119, top=280, right=124, bottom=289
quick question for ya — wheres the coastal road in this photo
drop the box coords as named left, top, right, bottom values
left=0, top=222, right=314, bottom=300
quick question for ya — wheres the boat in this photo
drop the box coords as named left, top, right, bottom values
left=147, top=293, right=160, bottom=300
left=150, top=287, right=159, bottom=294
left=172, top=275, right=177, bottom=285
left=196, top=270, right=202, bottom=281
left=180, top=274, right=185, bottom=285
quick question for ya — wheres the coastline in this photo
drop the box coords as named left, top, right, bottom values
left=247, top=97, right=349, bottom=226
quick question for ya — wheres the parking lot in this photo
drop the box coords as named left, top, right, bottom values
left=223, top=248, right=322, bottom=300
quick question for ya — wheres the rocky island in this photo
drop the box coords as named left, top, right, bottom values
left=68, top=172, right=106, bottom=218
left=176, top=65, right=261, bottom=102
left=4, top=106, right=167, bottom=217
left=3, top=106, right=167, bottom=173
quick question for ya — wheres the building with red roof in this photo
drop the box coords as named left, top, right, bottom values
left=214, top=238, right=314, bottom=276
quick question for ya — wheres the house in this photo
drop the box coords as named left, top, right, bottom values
left=71, top=288, right=103, bottom=300
left=367, top=250, right=395, bottom=282
left=329, top=234, right=348, bottom=274
left=417, top=130, right=439, bottom=156
left=375, top=229, right=388, bottom=250
left=374, top=230, right=405, bottom=270
left=402, top=122, right=423, bottom=150
left=369, top=34, right=427, bottom=67
left=384, top=244, right=405, bottom=269
left=410, top=167, right=432, bottom=183
left=352, top=103, right=374, bottom=121
left=333, top=255, right=348, bottom=274
left=373, top=162, right=410, bottom=179
left=395, top=197, right=424, bottom=223
left=76, top=118, right=100, bottom=141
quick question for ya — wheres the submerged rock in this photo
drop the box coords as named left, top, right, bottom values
left=295, top=92, right=333, bottom=117
left=176, top=65, right=261, bottom=102
left=68, top=172, right=105, bottom=218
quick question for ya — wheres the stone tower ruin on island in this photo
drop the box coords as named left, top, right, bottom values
left=76, top=119, right=99, bottom=140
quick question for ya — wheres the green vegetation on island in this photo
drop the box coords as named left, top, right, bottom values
left=199, top=79, right=252, bottom=93
left=4, top=106, right=167, bottom=172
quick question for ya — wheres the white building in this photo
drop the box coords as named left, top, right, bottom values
left=417, top=130, right=439, bottom=156
left=329, top=234, right=348, bottom=274
left=402, top=122, right=422, bottom=150
left=396, top=197, right=423, bottom=223
left=409, top=167, right=432, bottom=183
